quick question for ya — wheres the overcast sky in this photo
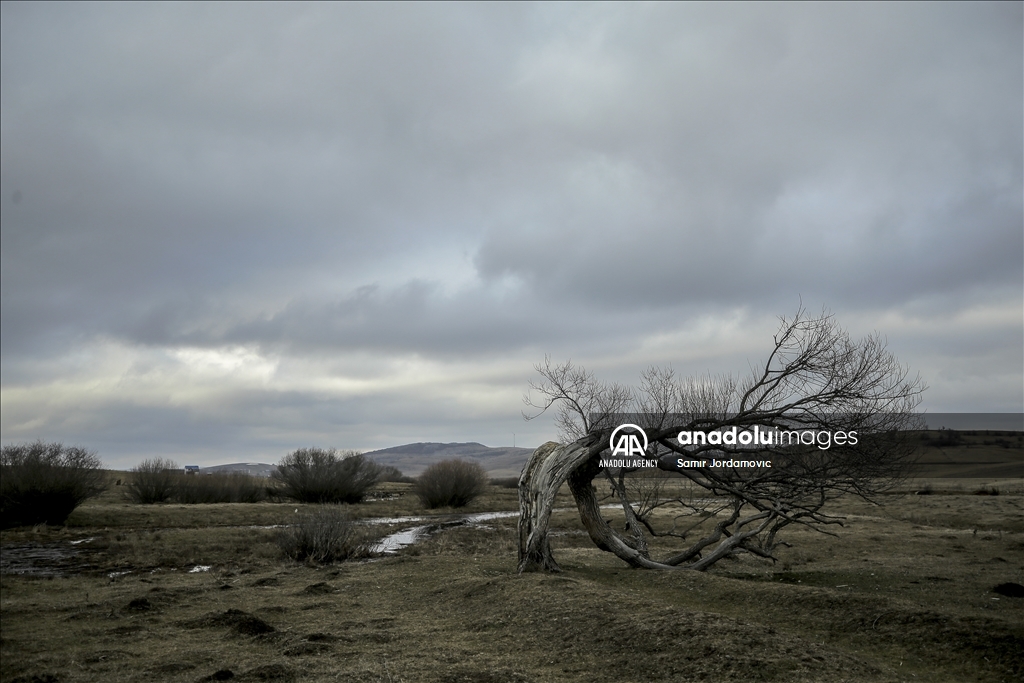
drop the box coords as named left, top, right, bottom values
left=2, top=2, right=1021, bottom=469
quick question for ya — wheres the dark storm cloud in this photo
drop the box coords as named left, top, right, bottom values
left=472, top=2, right=1023, bottom=310
left=1, top=3, right=532, bottom=353
left=2, top=2, right=1021, bottom=463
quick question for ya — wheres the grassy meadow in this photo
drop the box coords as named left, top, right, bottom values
left=2, top=468, right=1022, bottom=682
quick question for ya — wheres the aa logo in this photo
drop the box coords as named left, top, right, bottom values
left=609, top=424, right=648, bottom=457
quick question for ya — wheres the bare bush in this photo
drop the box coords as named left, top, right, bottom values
left=376, top=464, right=415, bottom=483
left=273, top=449, right=382, bottom=503
left=175, top=472, right=268, bottom=504
left=277, top=506, right=373, bottom=563
left=415, top=459, right=489, bottom=508
left=124, top=458, right=179, bottom=504
left=0, top=441, right=107, bottom=528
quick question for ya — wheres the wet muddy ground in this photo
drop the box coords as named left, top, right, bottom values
left=1, top=540, right=102, bottom=577
left=0, top=510, right=523, bottom=577
left=3, top=483, right=1021, bottom=682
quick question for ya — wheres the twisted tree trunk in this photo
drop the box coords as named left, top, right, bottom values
left=517, top=439, right=775, bottom=572
left=518, top=440, right=677, bottom=572
left=517, top=441, right=594, bottom=572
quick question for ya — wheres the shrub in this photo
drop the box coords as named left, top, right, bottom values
left=175, top=472, right=268, bottom=504
left=0, top=441, right=107, bottom=528
left=273, top=448, right=383, bottom=503
left=277, top=506, right=373, bottom=563
left=376, top=464, right=415, bottom=484
left=415, top=459, right=488, bottom=508
left=124, top=458, right=180, bottom=504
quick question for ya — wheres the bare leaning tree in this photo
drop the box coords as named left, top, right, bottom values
left=517, top=308, right=925, bottom=572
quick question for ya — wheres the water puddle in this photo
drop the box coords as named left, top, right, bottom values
left=1, top=542, right=101, bottom=577
left=368, top=510, right=519, bottom=554
left=364, top=507, right=627, bottom=554
left=371, top=525, right=433, bottom=554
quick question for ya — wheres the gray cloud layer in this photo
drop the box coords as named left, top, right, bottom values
left=2, top=3, right=1021, bottom=466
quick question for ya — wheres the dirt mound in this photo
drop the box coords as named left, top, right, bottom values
left=124, top=597, right=152, bottom=611
left=993, top=582, right=1024, bottom=598
left=199, top=666, right=293, bottom=682
left=298, top=581, right=335, bottom=595
left=8, top=675, right=60, bottom=683
left=250, top=577, right=280, bottom=587
left=184, top=609, right=275, bottom=636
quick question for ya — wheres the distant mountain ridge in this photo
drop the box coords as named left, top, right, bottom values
left=201, top=462, right=278, bottom=477
left=198, top=443, right=534, bottom=479
left=362, top=442, right=533, bottom=478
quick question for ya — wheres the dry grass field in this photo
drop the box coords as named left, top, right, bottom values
left=2, top=472, right=1022, bottom=683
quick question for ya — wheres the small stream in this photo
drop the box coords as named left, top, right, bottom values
left=0, top=511, right=522, bottom=576
left=366, top=510, right=519, bottom=554
left=1, top=506, right=646, bottom=576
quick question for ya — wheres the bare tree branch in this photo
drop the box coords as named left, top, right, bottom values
left=518, top=307, right=926, bottom=572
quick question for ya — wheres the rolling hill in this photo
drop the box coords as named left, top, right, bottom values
left=361, top=442, right=534, bottom=478
left=194, top=443, right=535, bottom=479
